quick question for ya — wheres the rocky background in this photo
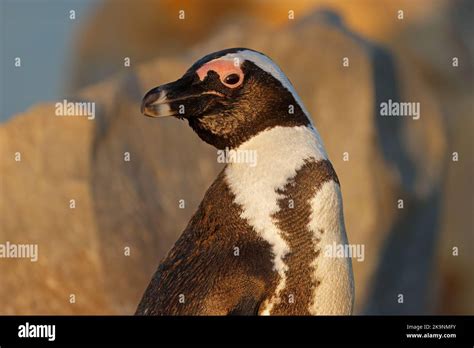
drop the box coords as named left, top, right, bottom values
left=0, top=0, right=472, bottom=314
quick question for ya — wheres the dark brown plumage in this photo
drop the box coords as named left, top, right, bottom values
left=135, top=159, right=338, bottom=315
left=135, top=168, right=278, bottom=315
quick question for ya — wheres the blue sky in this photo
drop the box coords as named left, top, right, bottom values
left=1, top=0, right=98, bottom=122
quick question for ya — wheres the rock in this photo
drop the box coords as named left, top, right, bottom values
left=0, top=105, right=108, bottom=314
left=68, top=0, right=317, bottom=89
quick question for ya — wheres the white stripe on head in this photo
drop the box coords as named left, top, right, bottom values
left=220, top=49, right=312, bottom=120
left=224, top=125, right=328, bottom=314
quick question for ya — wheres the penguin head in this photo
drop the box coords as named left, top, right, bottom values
left=141, top=48, right=311, bottom=149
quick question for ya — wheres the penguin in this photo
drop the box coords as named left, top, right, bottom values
left=137, top=48, right=354, bottom=315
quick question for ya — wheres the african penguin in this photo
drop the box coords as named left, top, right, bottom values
left=137, top=48, right=354, bottom=315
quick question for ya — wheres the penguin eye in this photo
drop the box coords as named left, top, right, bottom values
left=223, top=73, right=241, bottom=86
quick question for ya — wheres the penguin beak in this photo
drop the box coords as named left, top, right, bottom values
left=141, top=86, right=175, bottom=118
left=141, top=76, right=225, bottom=119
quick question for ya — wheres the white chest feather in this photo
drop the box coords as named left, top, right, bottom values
left=224, top=125, right=354, bottom=315
left=226, top=126, right=336, bottom=312
left=308, top=180, right=354, bottom=314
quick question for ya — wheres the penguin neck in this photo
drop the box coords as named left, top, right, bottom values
left=226, top=124, right=328, bottom=172
left=189, top=104, right=313, bottom=150
left=223, top=125, right=328, bottom=311
left=223, top=125, right=330, bottom=239
left=224, top=124, right=354, bottom=315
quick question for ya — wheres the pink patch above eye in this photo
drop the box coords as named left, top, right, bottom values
left=196, top=59, right=244, bottom=88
